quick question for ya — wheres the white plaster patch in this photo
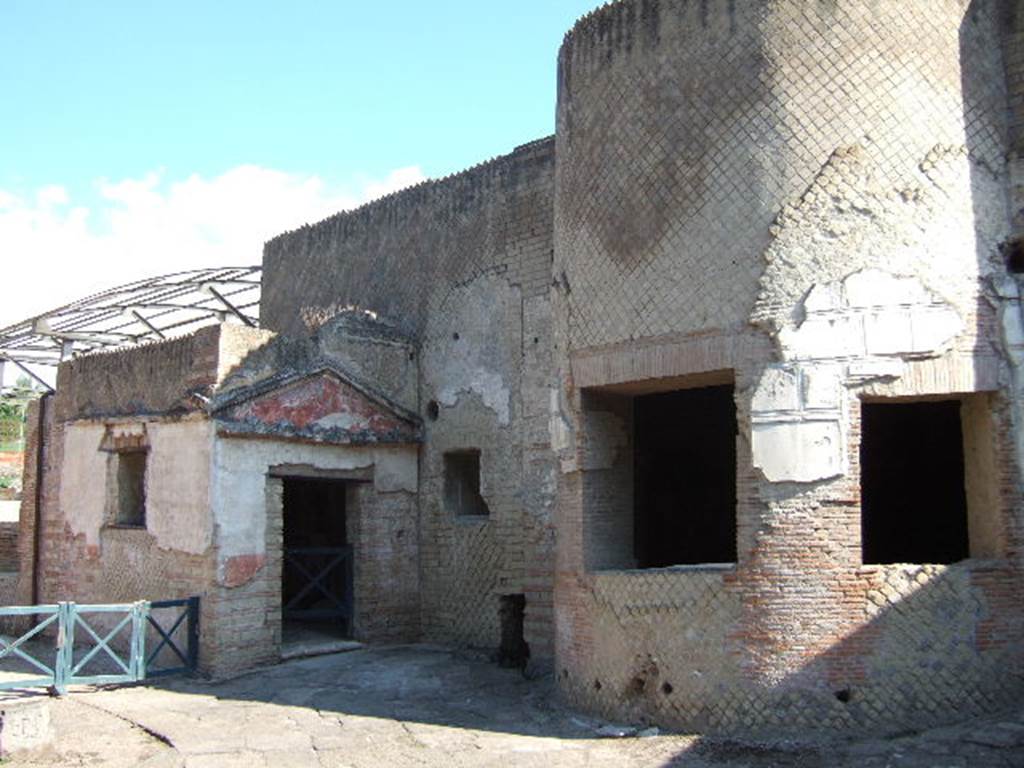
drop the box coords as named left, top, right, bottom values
left=802, top=364, right=842, bottom=410
left=752, top=420, right=844, bottom=483
left=751, top=367, right=800, bottom=413
left=549, top=388, right=573, bottom=453
left=212, top=436, right=376, bottom=560
left=778, top=269, right=962, bottom=363
left=802, top=283, right=842, bottom=314
left=863, top=310, right=913, bottom=355
left=750, top=362, right=847, bottom=484
left=438, top=369, right=511, bottom=426
left=146, top=420, right=214, bottom=555
left=60, top=424, right=108, bottom=547
left=844, top=270, right=930, bottom=308
left=777, top=315, right=866, bottom=360
left=846, top=358, right=906, bottom=384
left=425, top=273, right=518, bottom=427
left=908, top=307, right=963, bottom=354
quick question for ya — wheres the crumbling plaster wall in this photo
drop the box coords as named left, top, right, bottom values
left=58, top=419, right=213, bottom=554
left=418, top=273, right=526, bottom=650
left=21, top=327, right=274, bottom=674
left=216, top=312, right=418, bottom=416
left=207, top=435, right=419, bottom=673
left=21, top=412, right=218, bottom=664
left=552, top=0, right=1023, bottom=735
left=262, top=139, right=558, bottom=661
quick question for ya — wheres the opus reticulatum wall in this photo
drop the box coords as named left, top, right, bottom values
left=550, top=0, right=1024, bottom=735
left=21, top=0, right=1024, bottom=736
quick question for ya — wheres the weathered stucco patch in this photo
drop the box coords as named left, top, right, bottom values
left=372, top=446, right=418, bottom=493
left=437, top=370, right=510, bottom=426
left=221, top=553, right=266, bottom=588
left=212, top=436, right=376, bottom=560
left=752, top=420, right=844, bottom=483
left=750, top=363, right=847, bottom=483
left=61, top=420, right=215, bottom=553
left=61, top=424, right=108, bottom=547
left=146, top=420, right=213, bottom=555
left=425, top=274, right=518, bottom=426
left=750, top=269, right=965, bottom=483
left=549, top=388, right=574, bottom=454
left=752, top=142, right=1000, bottom=338
left=778, top=270, right=962, bottom=363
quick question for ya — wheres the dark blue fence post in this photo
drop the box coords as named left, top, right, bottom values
left=186, top=596, right=199, bottom=673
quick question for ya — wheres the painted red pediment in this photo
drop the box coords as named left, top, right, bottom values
left=215, top=369, right=419, bottom=444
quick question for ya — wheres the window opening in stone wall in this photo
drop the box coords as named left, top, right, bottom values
left=444, top=450, right=489, bottom=517
left=634, top=384, right=738, bottom=567
left=115, top=451, right=147, bottom=527
left=861, top=400, right=970, bottom=564
left=282, top=478, right=352, bottom=645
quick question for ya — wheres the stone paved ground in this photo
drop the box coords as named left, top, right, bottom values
left=5, top=645, right=1024, bottom=767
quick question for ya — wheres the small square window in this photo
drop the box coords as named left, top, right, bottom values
left=115, top=451, right=147, bottom=528
left=444, top=450, right=489, bottom=517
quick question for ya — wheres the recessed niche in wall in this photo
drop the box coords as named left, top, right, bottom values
left=444, top=449, right=489, bottom=517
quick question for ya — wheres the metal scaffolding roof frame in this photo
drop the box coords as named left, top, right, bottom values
left=0, top=266, right=261, bottom=393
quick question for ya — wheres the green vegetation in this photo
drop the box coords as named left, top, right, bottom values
left=0, top=375, right=42, bottom=453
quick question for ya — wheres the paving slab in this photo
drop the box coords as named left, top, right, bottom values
left=4, top=644, right=1022, bottom=767
left=4, top=696, right=171, bottom=767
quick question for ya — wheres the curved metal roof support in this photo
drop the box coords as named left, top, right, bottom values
left=0, top=267, right=262, bottom=385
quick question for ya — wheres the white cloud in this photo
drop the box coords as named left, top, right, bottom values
left=0, top=164, right=425, bottom=328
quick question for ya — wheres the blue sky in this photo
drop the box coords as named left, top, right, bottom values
left=0, top=1, right=597, bottom=327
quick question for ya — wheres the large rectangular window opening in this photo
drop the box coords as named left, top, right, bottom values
left=634, top=384, right=738, bottom=568
left=444, top=449, right=489, bottom=517
left=115, top=451, right=147, bottom=527
left=860, top=396, right=999, bottom=564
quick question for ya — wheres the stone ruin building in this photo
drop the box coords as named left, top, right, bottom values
left=9, top=0, right=1024, bottom=737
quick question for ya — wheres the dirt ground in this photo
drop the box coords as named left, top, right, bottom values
left=5, top=645, right=1024, bottom=767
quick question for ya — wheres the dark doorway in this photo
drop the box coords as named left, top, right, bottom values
left=861, top=400, right=969, bottom=564
left=496, top=594, right=529, bottom=669
left=634, top=384, right=738, bottom=568
left=282, top=478, right=353, bottom=644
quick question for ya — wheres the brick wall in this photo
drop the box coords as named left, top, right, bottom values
left=263, top=138, right=558, bottom=665
left=14, top=397, right=44, bottom=607
left=262, top=138, right=555, bottom=339
left=0, top=522, right=19, bottom=573
left=552, top=0, right=1023, bottom=736
left=54, top=323, right=273, bottom=422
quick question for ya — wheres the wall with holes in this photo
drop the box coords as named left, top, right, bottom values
left=22, top=0, right=1024, bottom=732
left=261, top=138, right=559, bottom=663
left=550, top=0, right=1024, bottom=736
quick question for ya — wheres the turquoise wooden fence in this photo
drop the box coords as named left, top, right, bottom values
left=0, top=598, right=198, bottom=694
